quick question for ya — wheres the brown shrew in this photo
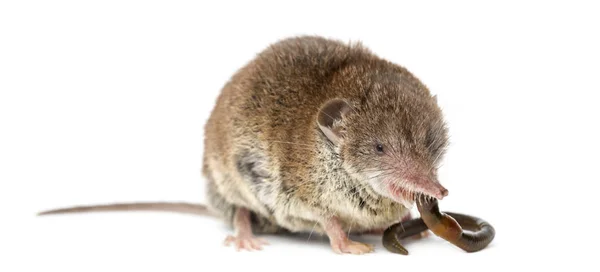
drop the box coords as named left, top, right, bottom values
left=38, top=36, right=457, bottom=254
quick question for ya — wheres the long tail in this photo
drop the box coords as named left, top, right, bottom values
left=37, top=202, right=216, bottom=217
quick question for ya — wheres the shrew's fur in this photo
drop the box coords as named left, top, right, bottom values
left=202, top=36, right=449, bottom=235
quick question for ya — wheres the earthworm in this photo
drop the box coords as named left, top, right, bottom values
left=383, top=196, right=495, bottom=254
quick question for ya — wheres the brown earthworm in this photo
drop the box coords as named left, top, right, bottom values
left=383, top=196, right=495, bottom=255
left=382, top=216, right=429, bottom=254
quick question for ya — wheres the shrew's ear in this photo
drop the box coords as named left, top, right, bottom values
left=317, top=99, right=352, bottom=145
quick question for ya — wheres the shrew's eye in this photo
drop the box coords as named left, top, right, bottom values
left=375, top=143, right=384, bottom=154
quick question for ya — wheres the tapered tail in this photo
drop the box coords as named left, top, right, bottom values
left=37, top=202, right=215, bottom=217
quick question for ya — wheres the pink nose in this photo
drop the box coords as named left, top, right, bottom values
left=408, top=176, right=449, bottom=199
left=440, top=188, right=449, bottom=197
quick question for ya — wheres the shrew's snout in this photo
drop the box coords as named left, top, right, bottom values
left=406, top=176, right=448, bottom=200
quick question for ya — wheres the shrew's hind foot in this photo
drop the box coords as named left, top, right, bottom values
left=224, top=207, right=269, bottom=251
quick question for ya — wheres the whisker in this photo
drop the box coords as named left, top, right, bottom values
left=347, top=221, right=353, bottom=236
left=307, top=221, right=319, bottom=242
left=344, top=167, right=396, bottom=176
left=428, top=150, right=444, bottom=172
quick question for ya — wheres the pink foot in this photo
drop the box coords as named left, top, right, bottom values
left=224, top=207, right=269, bottom=251
left=330, top=238, right=374, bottom=254
left=224, top=235, right=269, bottom=251
left=323, top=217, right=374, bottom=254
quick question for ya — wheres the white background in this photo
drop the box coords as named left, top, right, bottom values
left=2, top=1, right=599, bottom=271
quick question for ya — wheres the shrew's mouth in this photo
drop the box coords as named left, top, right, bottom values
left=387, top=181, right=448, bottom=208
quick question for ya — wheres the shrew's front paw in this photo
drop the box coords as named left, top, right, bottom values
left=330, top=238, right=375, bottom=254
left=224, top=234, right=269, bottom=251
